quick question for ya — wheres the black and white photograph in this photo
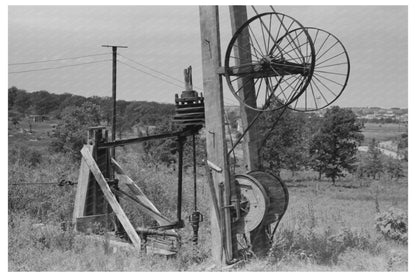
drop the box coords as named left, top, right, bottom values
left=6, top=3, right=410, bottom=272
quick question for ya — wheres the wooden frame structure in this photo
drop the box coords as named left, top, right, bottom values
left=72, top=127, right=189, bottom=255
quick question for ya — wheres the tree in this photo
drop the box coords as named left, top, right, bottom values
left=258, top=100, right=310, bottom=177
left=365, top=138, right=384, bottom=179
left=310, top=106, right=364, bottom=185
left=13, top=89, right=32, bottom=113
left=384, top=157, right=404, bottom=180
left=50, top=102, right=101, bottom=160
left=8, top=86, right=18, bottom=109
left=397, top=133, right=408, bottom=161
left=31, top=90, right=61, bottom=115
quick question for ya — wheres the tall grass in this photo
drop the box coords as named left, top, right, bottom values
left=8, top=145, right=408, bottom=271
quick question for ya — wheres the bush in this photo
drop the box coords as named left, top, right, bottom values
left=375, top=207, right=407, bottom=244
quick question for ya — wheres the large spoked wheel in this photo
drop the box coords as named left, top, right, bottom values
left=224, top=12, right=316, bottom=112
left=287, top=28, right=350, bottom=111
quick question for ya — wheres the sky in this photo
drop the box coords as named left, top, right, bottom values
left=8, top=5, right=408, bottom=108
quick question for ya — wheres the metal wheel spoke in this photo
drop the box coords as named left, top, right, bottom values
left=267, top=13, right=273, bottom=53
left=271, top=61, right=307, bottom=70
left=273, top=13, right=304, bottom=61
left=315, top=33, right=331, bottom=57
left=316, top=62, right=348, bottom=69
left=273, top=14, right=285, bottom=49
left=314, top=72, right=344, bottom=87
left=248, top=25, right=266, bottom=57
left=314, top=70, right=347, bottom=76
left=255, top=77, right=264, bottom=99
left=316, top=40, right=340, bottom=61
left=316, top=51, right=345, bottom=67
left=276, top=31, right=308, bottom=59
left=280, top=75, right=302, bottom=100
left=313, top=75, right=338, bottom=98
left=234, top=43, right=261, bottom=61
left=258, top=14, right=269, bottom=54
left=274, top=75, right=296, bottom=100
left=311, top=78, right=329, bottom=105
left=309, top=80, right=319, bottom=110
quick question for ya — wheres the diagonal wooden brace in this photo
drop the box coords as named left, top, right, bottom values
left=80, top=146, right=142, bottom=249
left=111, top=158, right=174, bottom=227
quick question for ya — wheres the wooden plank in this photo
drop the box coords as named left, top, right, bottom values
left=199, top=5, right=236, bottom=264
left=72, top=144, right=93, bottom=225
left=81, top=146, right=142, bottom=249
left=75, top=213, right=116, bottom=233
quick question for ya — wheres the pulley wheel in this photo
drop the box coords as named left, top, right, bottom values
left=235, top=174, right=269, bottom=233
left=287, top=28, right=350, bottom=111
left=224, top=12, right=316, bottom=112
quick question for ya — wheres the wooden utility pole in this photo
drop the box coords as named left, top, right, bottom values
left=101, top=45, right=128, bottom=161
left=199, top=6, right=236, bottom=265
left=229, top=6, right=269, bottom=256
left=229, top=6, right=261, bottom=171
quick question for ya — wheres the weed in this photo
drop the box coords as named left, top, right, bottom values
left=375, top=207, right=407, bottom=244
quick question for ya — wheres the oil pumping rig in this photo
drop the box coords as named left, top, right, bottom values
left=72, top=5, right=350, bottom=266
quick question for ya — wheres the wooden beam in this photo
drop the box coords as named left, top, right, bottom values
left=72, top=145, right=93, bottom=224
left=229, top=5, right=261, bottom=171
left=80, top=146, right=142, bottom=249
left=199, top=5, right=235, bottom=264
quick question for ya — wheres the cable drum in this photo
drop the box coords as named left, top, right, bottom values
left=235, top=171, right=289, bottom=233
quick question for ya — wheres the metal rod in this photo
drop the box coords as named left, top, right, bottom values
left=177, top=136, right=185, bottom=223
left=97, top=129, right=197, bottom=149
left=193, top=134, right=197, bottom=211
left=111, top=47, right=117, bottom=159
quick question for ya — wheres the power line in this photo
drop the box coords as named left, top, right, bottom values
left=8, top=53, right=110, bottom=66
left=8, top=59, right=112, bottom=74
left=118, top=53, right=185, bottom=86
left=118, top=53, right=206, bottom=91
left=117, top=59, right=184, bottom=89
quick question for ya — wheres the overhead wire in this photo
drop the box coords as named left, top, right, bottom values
left=118, top=53, right=185, bottom=85
left=117, top=59, right=184, bottom=89
left=117, top=53, right=207, bottom=91
left=8, top=52, right=111, bottom=66
left=8, top=59, right=112, bottom=74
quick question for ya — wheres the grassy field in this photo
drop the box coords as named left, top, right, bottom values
left=361, top=122, right=407, bottom=145
left=8, top=120, right=408, bottom=271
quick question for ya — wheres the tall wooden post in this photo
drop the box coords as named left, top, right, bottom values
left=229, top=5, right=269, bottom=257
left=199, top=6, right=236, bottom=265
left=101, top=44, right=127, bottom=163
left=229, top=6, right=261, bottom=171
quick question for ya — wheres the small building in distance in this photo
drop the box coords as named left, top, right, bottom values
left=28, top=115, right=48, bottom=122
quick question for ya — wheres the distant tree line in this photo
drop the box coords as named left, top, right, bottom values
left=8, top=86, right=175, bottom=127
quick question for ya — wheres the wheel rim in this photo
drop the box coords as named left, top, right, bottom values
left=288, top=27, right=350, bottom=112
left=224, top=12, right=316, bottom=112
